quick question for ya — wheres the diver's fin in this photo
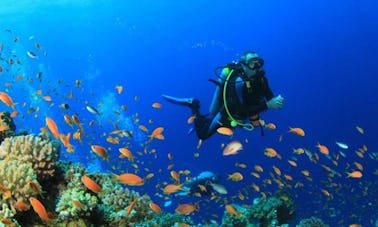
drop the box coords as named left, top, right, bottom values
left=162, top=94, right=200, bottom=115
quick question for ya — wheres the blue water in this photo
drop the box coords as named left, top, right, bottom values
left=1, top=0, right=377, bottom=226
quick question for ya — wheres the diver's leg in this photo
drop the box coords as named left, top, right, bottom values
left=195, top=112, right=222, bottom=140
left=162, top=94, right=200, bottom=115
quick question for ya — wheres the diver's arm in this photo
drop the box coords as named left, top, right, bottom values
left=209, top=86, right=221, bottom=115
left=262, top=74, right=275, bottom=101
left=209, top=71, right=227, bottom=115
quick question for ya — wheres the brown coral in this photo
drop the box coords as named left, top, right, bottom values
left=0, top=159, right=41, bottom=213
left=0, top=135, right=60, bottom=181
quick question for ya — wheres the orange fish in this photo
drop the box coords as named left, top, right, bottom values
left=217, top=127, right=233, bottom=136
left=0, top=92, right=16, bottom=109
left=149, top=127, right=164, bottom=140
left=225, top=204, right=241, bottom=217
left=346, top=171, right=362, bottom=178
left=138, top=125, right=149, bottom=133
left=175, top=203, right=199, bottom=215
left=288, top=127, right=305, bottom=136
left=118, top=147, right=135, bottom=161
left=265, top=122, right=276, bottom=130
left=170, top=170, right=180, bottom=183
left=264, top=147, right=280, bottom=158
left=223, top=141, right=243, bottom=156
left=113, top=173, right=144, bottom=186
left=228, top=172, right=243, bottom=181
left=317, top=143, right=330, bottom=155
left=126, top=198, right=138, bottom=215
left=14, top=201, right=30, bottom=211
left=81, top=175, right=102, bottom=193
left=115, top=85, right=123, bottom=94
left=149, top=202, right=162, bottom=214
left=45, top=117, right=59, bottom=139
left=42, top=95, right=52, bottom=102
left=0, top=125, right=9, bottom=132
left=163, top=184, right=183, bottom=194
left=73, top=200, right=85, bottom=209
left=254, top=165, right=264, bottom=172
left=152, top=102, right=162, bottom=108
left=91, top=145, right=109, bottom=160
left=71, top=114, right=81, bottom=125
left=59, top=133, right=74, bottom=152
left=29, top=197, right=50, bottom=223
left=187, top=115, right=196, bottom=124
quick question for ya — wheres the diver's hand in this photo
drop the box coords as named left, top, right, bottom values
left=267, top=95, right=285, bottom=109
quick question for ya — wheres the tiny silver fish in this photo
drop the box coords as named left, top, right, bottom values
left=86, top=105, right=100, bottom=115
left=335, top=141, right=348, bottom=149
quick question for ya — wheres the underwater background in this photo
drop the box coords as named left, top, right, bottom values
left=0, top=0, right=377, bottom=226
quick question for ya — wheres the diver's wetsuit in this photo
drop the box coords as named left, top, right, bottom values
left=194, top=69, right=274, bottom=140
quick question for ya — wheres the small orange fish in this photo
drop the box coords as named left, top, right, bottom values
left=317, top=143, right=330, bottom=155
left=163, top=184, right=183, bottom=194
left=264, top=147, right=280, bottom=158
left=149, top=202, right=162, bottom=214
left=42, top=95, right=52, bottom=102
left=272, top=166, right=282, bottom=176
left=29, top=197, right=50, bottom=223
left=346, top=171, right=362, bottom=178
left=113, top=173, right=144, bottom=186
left=73, top=200, right=85, bottom=209
left=45, top=117, right=59, bottom=139
left=152, top=102, right=162, bottom=108
left=223, top=141, right=243, bottom=156
left=0, top=125, right=9, bottom=132
left=81, top=175, right=102, bottom=193
left=91, top=145, right=109, bottom=160
left=265, top=122, right=276, bottom=130
left=254, top=165, right=264, bottom=172
left=228, top=172, right=243, bottom=181
left=187, top=115, right=196, bottom=124
left=115, top=85, right=123, bottom=94
left=59, top=133, right=74, bottom=152
left=288, top=127, right=305, bottom=136
left=126, top=198, right=138, bottom=215
left=118, top=147, right=135, bottom=161
left=217, top=127, right=233, bottom=136
left=175, top=203, right=199, bottom=215
left=0, top=92, right=16, bottom=109
left=14, top=201, right=30, bottom=211
left=170, top=170, right=180, bottom=183
left=138, top=125, right=149, bottom=132
left=149, top=127, right=164, bottom=140
left=225, top=204, right=241, bottom=217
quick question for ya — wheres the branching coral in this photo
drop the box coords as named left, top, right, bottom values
left=0, top=135, right=60, bottom=181
left=0, top=159, right=40, bottom=213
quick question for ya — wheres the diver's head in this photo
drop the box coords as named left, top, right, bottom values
left=241, top=51, right=264, bottom=75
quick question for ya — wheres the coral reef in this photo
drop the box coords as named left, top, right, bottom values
left=248, top=191, right=295, bottom=226
left=296, top=216, right=329, bottom=227
left=0, top=111, right=16, bottom=144
left=0, top=203, right=20, bottom=226
left=96, top=174, right=154, bottom=225
left=135, top=212, right=194, bottom=227
left=220, top=191, right=295, bottom=227
left=0, top=135, right=60, bottom=181
left=0, top=159, right=41, bottom=213
left=55, top=162, right=98, bottom=221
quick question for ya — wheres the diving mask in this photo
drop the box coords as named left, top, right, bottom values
left=246, top=57, right=264, bottom=70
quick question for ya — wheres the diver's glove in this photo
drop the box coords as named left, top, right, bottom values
left=267, top=94, right=285, bottom=109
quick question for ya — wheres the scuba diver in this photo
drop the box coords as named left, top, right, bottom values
left=173, top=171, right=224, bottom=198
left=163, top=50, right=285, bottom=140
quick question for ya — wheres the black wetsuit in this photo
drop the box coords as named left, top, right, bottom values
left=194, top=69, right=274, bottom=140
